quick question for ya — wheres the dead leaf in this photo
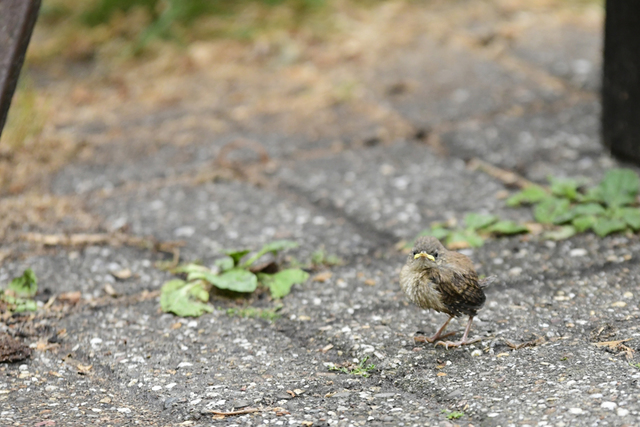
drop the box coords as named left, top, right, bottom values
left=364, top=279, right=376, bottom=286
left=171, top=322, right=182, bottom=330
left=100, top=397, right=111, bottom=404
left=496, top=353, right=510, bottom=358
left=209, top=407, right=260, bottom=416
left=504, top=335, right=545, bottom=350
left=593, top=338, right=635, bottom=359
left=447, top=240, right=471, bottom=250
left=298, top=316, right=311, bottom=321
left=437, top=372, right=447, bottom=377
left=286, top=390, right=296, bottom=397
left=611, top=301, right=627, bottom=308
left=58, top=291, right=81, bottom=304
left=104, top=284, right=118, bottom=297
left=77, top=364, right=92, bottom=374
left=0, top=333, right=31, bottom=363
left=320, top=344, right=333, bottom=353
left=312, top=272, right=332, bottom=282
left=111, top=269, right=132, bottom=280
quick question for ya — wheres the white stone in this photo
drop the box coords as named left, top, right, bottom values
left=117, top=408, right=131, bottom=413
left=471, top=349, right=482, bottom=357
left=165, top=383, right=177, bottom=389
left=569, top=248, right=587, bottom=257
left=601, top=401, right=617, bottom=410
left=177, top=362, right=193, bottom=368
left=617, top=408, right=629, bottom=417
left=568, top=408, right=583, bottom=415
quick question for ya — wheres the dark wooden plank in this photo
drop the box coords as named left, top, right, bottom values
left=0, top=0, right=41, bottom=139
left=602, top=0, right=640, bottom=164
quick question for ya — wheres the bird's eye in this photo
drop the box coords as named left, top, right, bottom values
left=411, top=249, right=418, bottom=256
left=433, top=251, right=438, bottom=259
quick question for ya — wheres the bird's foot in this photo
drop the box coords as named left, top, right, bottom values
left=414, top=331, right=456, bottom=344
left=434, top=337, right=482, bottom=349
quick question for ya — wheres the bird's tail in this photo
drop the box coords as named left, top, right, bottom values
left=479, top=275, right=497, bottom=289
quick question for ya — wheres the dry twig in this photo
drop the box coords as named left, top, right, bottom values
left=467, top=158, right=538, bottom=189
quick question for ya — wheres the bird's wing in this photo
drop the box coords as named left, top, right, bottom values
left=478, top=275, right=497, bottom=289
left=432, top=261, right=486, bottom=317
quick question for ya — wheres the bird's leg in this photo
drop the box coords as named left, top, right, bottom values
left=434, top=316, right=482, bottom=349
left=414, top=315, right=456, bottom=343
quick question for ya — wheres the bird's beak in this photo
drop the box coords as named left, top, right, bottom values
left=414, top=252, right=435, bottom=261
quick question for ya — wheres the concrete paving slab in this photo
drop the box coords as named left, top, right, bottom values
left=277, top=141, right=519, bottom=241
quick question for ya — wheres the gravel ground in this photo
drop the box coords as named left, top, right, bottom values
left=3, top=2, right=640, bottom=427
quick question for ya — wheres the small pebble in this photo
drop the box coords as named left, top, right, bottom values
left=601, top=401, right=617, bottom=410
left=617, top=408, right=629, bottom=417
left=471, top=349, right=482, bottom=357
left=508, top=267, right=522, bottom=277
left=568, top=408, right=583, bottom=415
left=569, top=248, right=587, bottom=257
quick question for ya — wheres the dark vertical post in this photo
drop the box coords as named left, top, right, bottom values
left=602, top=0, right=640, bottom=164
left=0, top=0, right=41, bottom=139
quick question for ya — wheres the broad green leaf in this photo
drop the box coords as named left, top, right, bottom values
left=209, top=269, right=258, bottom=293
left=534, top=197, right=571, bottom=224
left=620, top=207, right=640, bottom=230
left=424, top=227, right=450, bottom=240
left=506, top=185, right=548, bottom=207
left=172, top=263, right=208, bottom=274
left=224, top=249, right=251, bottom=265
left=572, top=203, right=606, bottom=216
left=552, top=203, right=607, bottom=225
left=8, top=268, right=38, bottom=298
left=548, top=176, right=581, bottom=201
left=580, top=186, right=604, bottom=203
left=242, top=240, right=299, bottom=267
left=446, top=230, right=484, bottom=248
left=599, top=168, right=640, bottom=208
left=186, top=269, right=219, bottom=283
left=160, top=279, right=213, bottom=317
left=464, top=213, right=498, bottom=230
left=593, top=218, right=627, bottom=237
left=214, top=256, right=234, bottom=272
left=259, top=269, right=310, bottom=299
left=543, top=226, right=576, bottom=241
left=487, top=220, right=528, bottom=235
left=259, top=240, right=299, bottom=253
left=14, top=299, right=38, bottom=312
left=572, top=215, right=597, bottom=233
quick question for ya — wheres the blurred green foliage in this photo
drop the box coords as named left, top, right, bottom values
left=82, top=0, right=327, bottom=26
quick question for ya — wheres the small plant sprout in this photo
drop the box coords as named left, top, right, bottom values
left=328, top=356, right=376, bottom=378
left=0, top=268, right=39, bottom=313
left=442, top=409, right=465, bottom=420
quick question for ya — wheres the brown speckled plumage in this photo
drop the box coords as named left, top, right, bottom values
left=399, top=236, right=491, bottom=348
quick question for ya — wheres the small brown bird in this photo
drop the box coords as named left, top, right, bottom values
left=399, top=236, right=492, bottom=348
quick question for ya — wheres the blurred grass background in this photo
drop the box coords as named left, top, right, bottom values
left=1, top=0, right=603, bottom=195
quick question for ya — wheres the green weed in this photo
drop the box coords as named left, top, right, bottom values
left=159, top=240, right=308, bottom=317
left=406, top=168, right=640, bottom=249
left=328, top=356, right=376, bottom=377
left=442, top=409, right=464, bottom=420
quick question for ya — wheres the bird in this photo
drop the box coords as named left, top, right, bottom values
left=399, top=236, right=493, bottom=348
